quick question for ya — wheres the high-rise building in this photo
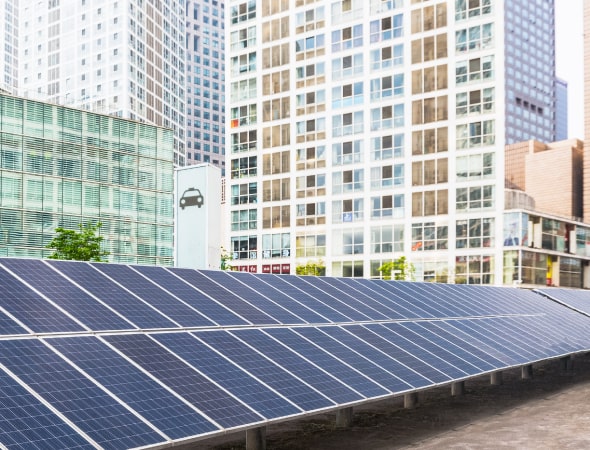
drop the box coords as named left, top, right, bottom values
left=0, top=0, right=18, bottom=93
left=18, top=0, right=187, bottom=166
left=185, top=0, right=226, bottom=173
left=555, top=77, right=568, bottom=141
left=0, top=92, right=175, bottom=265
left=227, top=0, right=558, bottom=283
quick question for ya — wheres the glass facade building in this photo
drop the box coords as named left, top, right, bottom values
left=226, top=0, right=558, bottom=283
left=0, top=93, right=174, bottom=265
left=185, top=0, right=226, bottom=173
left=18, top=0, right=187, bottom=166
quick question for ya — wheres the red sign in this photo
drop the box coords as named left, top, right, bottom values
left=262, top=265, right=271, bottom=273
left=249, top=265, right=257, bottom=273
left=281, top=264, right=290, bottom=274
left=271, top=264, right=281, bottom=274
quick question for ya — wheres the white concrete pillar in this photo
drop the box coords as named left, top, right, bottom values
left=335, top=407, right=354, bottom=428
left=246, top=426, right=266, bottom=450
left=490, top=371, right=503, bottom=385
left=451, top=381, right=465, bottom=396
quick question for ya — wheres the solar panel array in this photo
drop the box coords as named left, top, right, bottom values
left=2, top=258, right=590, bottom=449
left=535, top=287, right=590, bottom=316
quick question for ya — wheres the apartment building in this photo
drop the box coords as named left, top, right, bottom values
left=17, top=0, right=187, bottom=166
left=227, top=0, right=558, bottom=283
left=0, top=92, right=175, bottom=265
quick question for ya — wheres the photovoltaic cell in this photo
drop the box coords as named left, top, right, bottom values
left=46, top=260, right=177, bottom=329
left=0, top=369, right=95, bottom=450
left=104, top=333, right=264, bottom=429
left=293, top=327, right=413, bottom=393
left=0, top=339, right=164, bottom=449
left=0, top=310, right=28, bottom=335
left=195, top=330, right=335, bottom=412
left=0, top=258, right=133, bottom=331
left=153, top=332, right=302, bottom=419
left=306, top=277, right=391, bottom=321
left=383, top=322, right=482, bottom=376
left=227, top=272, right=328, bottom=323
left=0, top=265, right=84, bottom=333
left=168, top=268, right=279, bottom=325
left=232, top=329, right=363, bottom=404
left=132, top=265, right=248, bottom=326
left=283, top=276, right=371, bottom=322
left=48, top=336, right=219, bottom=439
left=265, top=328, right=389, bottom=398
left=202, top=270, right=306, bottom=324
left=92, top=263, right=215, bottom=327
left=258, top=275, right=351, bottom=323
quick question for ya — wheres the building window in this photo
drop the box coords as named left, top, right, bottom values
left=456, top=185, right=494, bottom=211
left=371, top=134, right=404, bottom=160
left=456, top=120, right=495, bottom=149
left=456, top=217, right=494, bottom=249
left=296, top=146, right=326, bottom=170
left=371, top=104, right=404, bottom=130
left=332, top=198, right=364, bottom=223
left=411, top=222, right=448, bottom=251
left=455, top=23, right=494, bottom=53
left=332, top=24, right=363, bottom=52
left=262, top=206, right=290, bottom=229
left=333, top=169, right=364, bottom=194
left=455, top=0, right=492, bottom=21
left=296, top=201, right=326, bottom=226
left=230, top=182, right=257, bottom=205
left=296, top=173, right=326, bottom=198
left=370, top=44, right=403, bottom=70
left=296, top=233, right=326, bottom=258
left=371, top=164, right=404, bottom=189
left=456, top=152, right=494, bottom=181
left=371, top=224, right=403, bottom=255
left=231, top=235, right=257, bottom=260
left=332, top=82, right=363, bottom=108
left=456, top=87, right=494, bottom=116
left=369, top=14, right=403, bottom=42
left=333, top=140, right=363, bottom=165
left=370, top=74, right=404, bottom=100
left=333, top=111, right=364, bottom=137
left=230, top=156, right=257, bottom=179
left=262, top=233, right=290, bottom=258
left=456, top=56, right=494, bottom=85
left=370, top=194, right=404, bottom=219
left=332, top=54, right=363, bottom=80
left=455, top=254, right=494, bottom=284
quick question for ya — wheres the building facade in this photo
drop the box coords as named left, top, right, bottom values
left=1, top=0, right=18, bottom=93
left=0, top=93, right=174, bottom=265
left=226, top=0, right=558, bottom=283
left=555, top=77, right=568, bottom=141
left=17, top=0, right=187, bottom=166
left=185, top=0, right=226, bottom=173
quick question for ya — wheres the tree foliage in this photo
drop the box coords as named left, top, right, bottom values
left=378, top=256, right=415, bottom=281
left=220, top=247, right=234, bottom=271
left=46, top=222, right=109, bottom=262
left=295, top=260, right=325, bottom=276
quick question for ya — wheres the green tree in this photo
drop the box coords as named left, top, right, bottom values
left=46, top=222, right=109, bottom=262
left=378, top=256, right=415, bottom=281
left=220, top=247, right=234, bottom=271
left=295, top=260, right=325, bottom=276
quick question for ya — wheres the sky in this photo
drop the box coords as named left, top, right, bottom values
left=555, top=0, right=584, bottom=138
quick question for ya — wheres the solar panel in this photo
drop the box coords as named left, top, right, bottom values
left=0, top=369, right=95, bottom=449
left=91, top=263, right=215, bottom=327
left=132, top=265, right=249, bottom=326
left=0, top=258, right=133, bottom=331
left=153, top=332, right=302, bottom=419
left=264, top=327, right=389, bottom=398
left=168, top=268, right=278, bottom=325
left=536, top=287, right=590, bottom=316
left=46, top=260, right=177, bottom=329
left=47, top=336, right=219, bottom=439
left=0, top=339, right=165, bottom=449
left=195, top=330, right=335, bottom=411
left=227, top=271, right=328, bottom=323
left=0, top=264, right=84, bottom=333
left=103, top=333, right=264, bottom=428
left=4, top=259, right=590, bottom=449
